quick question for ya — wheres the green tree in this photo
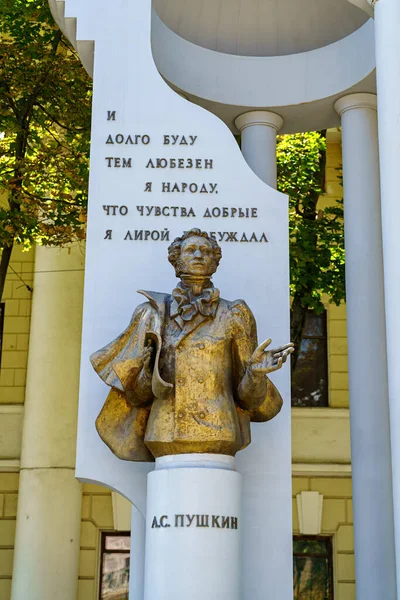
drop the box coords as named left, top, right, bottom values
left=0, top=0, right=92, bottom=301
left=277, top=132, right=345, bottom=373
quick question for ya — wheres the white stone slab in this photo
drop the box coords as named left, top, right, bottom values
left=72, top=0, right=292, bottom=598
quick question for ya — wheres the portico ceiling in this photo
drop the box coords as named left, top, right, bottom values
left=48, top=0, right=376, bottom=133
left=153, top=0, right=369, bottom=57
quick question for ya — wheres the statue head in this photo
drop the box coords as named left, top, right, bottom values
left=168, top=229, right=222, bottom=278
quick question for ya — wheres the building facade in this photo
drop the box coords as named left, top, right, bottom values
left=2, top=0, right=400, bottom=598
left=0, top=134, right=357, bottom=600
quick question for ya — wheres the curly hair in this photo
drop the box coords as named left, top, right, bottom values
left=168, top=228, right=222, bottom=276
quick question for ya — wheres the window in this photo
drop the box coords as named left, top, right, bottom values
left=99, top=532, right=130, bottom=600
left=0, top=303, right=4, bottom=367
left=293, top=536, right=334, bottom=600
left=99, top=532, right=334, bottom=599
left=291, top=310, right=328, bottom=407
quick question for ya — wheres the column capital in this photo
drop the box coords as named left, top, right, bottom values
left=235, top=110, right=283, bottom=133
left=334, top=93, right=377, bottom=117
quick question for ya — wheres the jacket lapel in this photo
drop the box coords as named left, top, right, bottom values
left=170, top=292, right=219, bottom=344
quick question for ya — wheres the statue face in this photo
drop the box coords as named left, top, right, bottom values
left=178, top=235, right=215, bottom=276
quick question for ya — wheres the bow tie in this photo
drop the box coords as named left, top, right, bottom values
left=172, top=284, right=220, bottom=322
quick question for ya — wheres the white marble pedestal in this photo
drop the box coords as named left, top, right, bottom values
left=144, top=454, right=242, bottom=600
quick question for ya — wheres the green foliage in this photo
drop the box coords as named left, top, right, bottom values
left=0, top=0, right=92, bottom=252
left=277, top=131, right=345, bottom=372
left=277, top=132, right=345, bottom=311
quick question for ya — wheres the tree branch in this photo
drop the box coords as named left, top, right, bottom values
left=23, top=189, right=82, bottom=207
left=35, top=103, right=89, bottom=133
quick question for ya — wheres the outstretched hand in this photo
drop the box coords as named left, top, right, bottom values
left=249, top=338, right=294, bottom=375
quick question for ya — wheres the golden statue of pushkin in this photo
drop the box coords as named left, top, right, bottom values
left=91, top=228, right=293, bottom=462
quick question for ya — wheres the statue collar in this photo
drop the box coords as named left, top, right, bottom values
left=170, top=283, right=220, bottom=322
left=137, top=290, right=169, bottom=313
left=137, top=287, right=220, bottom=323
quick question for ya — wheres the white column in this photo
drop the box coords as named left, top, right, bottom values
left=11, top=245, right=84, bottom=600
left=144, top=454, right=242, bottom=600
left=334, top=93, right=396, bottom=600
left=370, top=1, right=400, bottom=592
left=235, top=110, right=283, bottom=188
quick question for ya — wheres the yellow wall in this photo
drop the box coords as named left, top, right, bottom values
left=0, top=474, right=19, bottom=600
left=293, top=476, right=355, bottom=600
left=323, top=138, right=349, bottom=409
left=78, top=484, right=114, bottom=600
left=0, top=246, right=34, bottom=404
left=328, top=303, right=349, bottom=408
left=0, top=246, right=34, bottom=600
